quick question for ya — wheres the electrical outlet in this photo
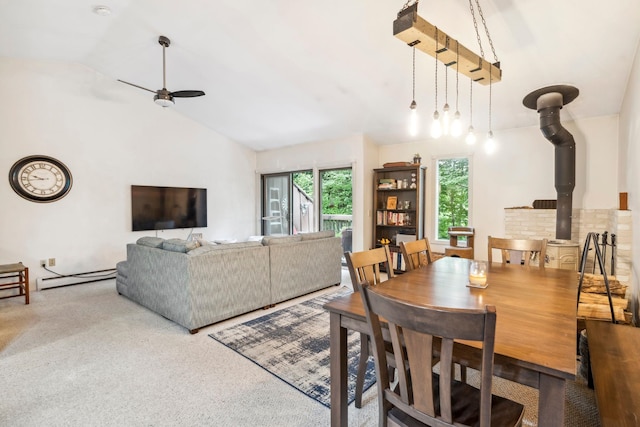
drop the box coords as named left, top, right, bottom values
left=48, top=258, right=56, bottom=267
left=40, top=259, right=46, bottom=268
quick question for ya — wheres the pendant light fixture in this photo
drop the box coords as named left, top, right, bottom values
left=408, top=45, right=419, bottom=136
left=393, top=0, right=501, bottom=144
left=430, top=27, right=442, bottom=139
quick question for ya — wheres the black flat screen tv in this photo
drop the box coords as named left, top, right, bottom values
left=131, top=185, right=207, bottom=231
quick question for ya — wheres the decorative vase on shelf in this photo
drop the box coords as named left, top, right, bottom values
left=413, top=154, right=422, bottom=164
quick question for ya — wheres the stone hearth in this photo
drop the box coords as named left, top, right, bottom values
left=504, top=208, right=632, bottom=284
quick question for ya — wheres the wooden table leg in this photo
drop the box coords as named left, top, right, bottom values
left=538, top=374, right=566, bottom=427
left=330, top=312, right=348, bottom=427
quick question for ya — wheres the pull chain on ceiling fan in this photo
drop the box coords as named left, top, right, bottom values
left=118, top=35, right=205, bottom=107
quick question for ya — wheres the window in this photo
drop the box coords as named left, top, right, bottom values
left=435, top=156, right=470, bottom=240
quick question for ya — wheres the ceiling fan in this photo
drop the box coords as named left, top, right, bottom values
left=118, top=35, right=205, bottom=107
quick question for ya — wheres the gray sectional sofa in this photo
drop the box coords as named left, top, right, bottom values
left=116, top=231, right=342, bottom=333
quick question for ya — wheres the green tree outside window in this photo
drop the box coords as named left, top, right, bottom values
left=437, top=157, right=469, bottom=240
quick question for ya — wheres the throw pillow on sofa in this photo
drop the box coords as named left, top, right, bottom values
left=136, top=236, right=165, bottom=248
left=162, top=238, right=200, bottom=253
left=188, top=241, right=263, bottom=256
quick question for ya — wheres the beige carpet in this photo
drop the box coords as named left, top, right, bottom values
left=0, top=269, right=600, bottom=426
left=461, top=365, right=600, bottom=427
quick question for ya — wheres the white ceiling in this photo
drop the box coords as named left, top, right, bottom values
left=2, top=0, right=639, bottom=151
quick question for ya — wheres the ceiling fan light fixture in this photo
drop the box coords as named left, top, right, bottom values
left=154, top=93, right=174, bottom=107
left=118, top=35, right=205, bottom=107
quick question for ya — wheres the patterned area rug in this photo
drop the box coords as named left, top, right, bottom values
left=209, top=289, right=375, bottom=408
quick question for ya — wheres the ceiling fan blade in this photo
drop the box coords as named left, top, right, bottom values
left=171, top=90, right=205, bottom=98
left=117, top=79, right=157, bottom=94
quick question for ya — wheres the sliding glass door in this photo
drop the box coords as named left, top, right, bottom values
left=262, top=174, right=290, bottom=236
left=261, top=167, right=352, bottom=245
left=261, top=171, right=314, bottom=236
left=319, top=168, right=353, bottom=257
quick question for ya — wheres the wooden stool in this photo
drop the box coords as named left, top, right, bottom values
left=444, top=227, right=475, bottom=259
left=0, top=262, right=29, bottom=304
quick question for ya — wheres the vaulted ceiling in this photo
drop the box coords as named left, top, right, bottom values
left=2, top=0, right=639, bottom=151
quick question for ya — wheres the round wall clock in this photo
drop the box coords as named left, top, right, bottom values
left=9, top=155, right=73, bottom=203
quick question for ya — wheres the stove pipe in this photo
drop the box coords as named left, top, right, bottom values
left=523, top=85, right=579, bottom=240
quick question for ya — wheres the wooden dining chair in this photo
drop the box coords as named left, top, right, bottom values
left=487, top=236, right=548, bottom=268
left=360, top=284, right=525, bottom=427
left=345, top=245, right=395, bottom=292
left=400, top=237, right=468, bottom=382
left=399, top=238, right=433, bottom=271
left=345, top=246, right=395, bottom=408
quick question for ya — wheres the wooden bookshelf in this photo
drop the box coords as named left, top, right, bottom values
left=372, top=164, right=426, bottom=273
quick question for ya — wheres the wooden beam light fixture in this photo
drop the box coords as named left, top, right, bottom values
left=393, top=3, right=501, bottom=86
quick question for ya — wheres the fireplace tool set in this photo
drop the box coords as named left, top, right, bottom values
left=577, top=231, right=618, bottom=323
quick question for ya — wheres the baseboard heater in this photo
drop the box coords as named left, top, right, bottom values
left=36, top=268, right=116, bottom=291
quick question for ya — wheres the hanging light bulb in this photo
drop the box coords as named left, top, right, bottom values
left=431, top=27, right=442, bottom=139
left=466, top=125, right=476, bottom=145
left=431, top=110, right=442, bottom=138
left=484, top=62, right=497, bottom=154
left=408, top=46, right=419, bottom=137
left=451, top=41, right=463, bottom=137
left=465, top=78, right=475, bottom=144
left=485, top=130, right=497, bottom=153
left=442, top=102, right=450, bottom=136
left=409, top=101, right=418, bottom=137
left=442, top=58, right=450, bottom=136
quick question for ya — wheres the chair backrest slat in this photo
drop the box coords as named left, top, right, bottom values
left=345, top=246, right=394, bottom=292
left=400, top=238, right=433, bottom=271
left=487, top=236, right=547, bottom=268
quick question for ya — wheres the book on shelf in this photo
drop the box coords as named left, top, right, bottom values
left=390, top=250, right=406, bottom=272
left=379, top=211, right=410, bottom=226
left=378, top=178, right=397, bottom=190
left=376, top=210, right=395, bottom=225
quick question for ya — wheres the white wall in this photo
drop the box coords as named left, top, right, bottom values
left=619, top=38, right=640, bottom=323
left=378, top=115, right=619, bottom=259
left=0, top=58, right=257, bottom=283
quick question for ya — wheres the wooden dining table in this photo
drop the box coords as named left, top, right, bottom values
left=324, top=256, right=577, bottom=426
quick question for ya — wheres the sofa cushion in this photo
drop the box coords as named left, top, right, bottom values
left=162, top=238, right=200, bottom=253
left=188, top=245, right=218, bottom=256
left=116, top=260, right=129, bottom=278
left=137, top=236, right=165, bottom=248
left=188, top=241, right=262, bottom=256
left=299, top=230, right=336, bottom=241
left=261, top=235, right=303, bottom=246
